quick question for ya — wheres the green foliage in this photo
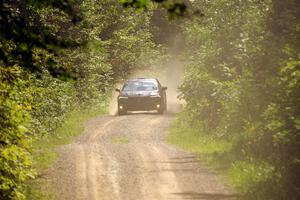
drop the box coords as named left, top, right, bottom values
left=26, top=104, right=107, bottom=199
left=0, top=0, right=84, bottom=77
left=120, top=0, right=187, bottom=17
left=33, top=103, right=107, bottom=171
left=229, top=161, right=276, bottom=199
left=168, top=119, right=278, bottom=199
left=168, top=114, right=232, bottom=154
left=1, top=0, right=165, bottom=199
left=179, top=0, right=300, bottom=199
left=0, top=66, right=35, bottom=199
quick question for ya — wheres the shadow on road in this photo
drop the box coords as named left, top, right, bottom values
left=116, top=111, right=177, bottom=117
left=171, top=192, right=238, bottom=200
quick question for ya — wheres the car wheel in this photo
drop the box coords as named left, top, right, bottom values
left=118, top=109, right=126, bottom=116
left=157, top=107, right=164, bottom=114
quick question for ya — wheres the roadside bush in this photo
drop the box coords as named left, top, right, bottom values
left=0, top=1, right=165, bottom=198
left=0, top=66, right=34, bottom=199
left=179, top=0, right=300, bottom=199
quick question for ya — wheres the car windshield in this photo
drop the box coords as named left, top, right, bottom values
left=122, top=81, right=158, bottom=91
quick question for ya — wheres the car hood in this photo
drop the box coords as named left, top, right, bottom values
left=120, top=90, right=158, bottom=97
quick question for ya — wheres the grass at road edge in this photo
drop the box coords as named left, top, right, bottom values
left=167, top=122, right=231, bottom=155
left=166, top=119, right=233, bottom=177
left=111, top=135, right=129, bottom=144
left=25, top=103, right=107, bottom=199
left=167, top=116, right=276, bottom=199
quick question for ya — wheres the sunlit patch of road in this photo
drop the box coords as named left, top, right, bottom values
left=48, top=113, right=236, bottom=200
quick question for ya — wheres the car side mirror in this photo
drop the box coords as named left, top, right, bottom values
left=162, top=86, right=167, bottom=90
left=115, top=88, right=120, bottom=92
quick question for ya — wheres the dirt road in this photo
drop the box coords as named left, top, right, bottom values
left=48, top=111, right=236, bottom=200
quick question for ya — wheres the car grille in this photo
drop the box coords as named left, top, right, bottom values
left=128, top=96, right=150, bottom=103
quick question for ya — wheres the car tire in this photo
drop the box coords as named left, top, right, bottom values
left=157, top=107, right=164, bottom=114
left=118, top=109, right=126, bottom=116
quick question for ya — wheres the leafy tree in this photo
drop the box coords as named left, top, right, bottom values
left=179, top=0, right=300, bottom=199
left=0, top=0, right=85, bottom=77
left=120, top=0, right=187, bottom=17
left=0, top=0, right=165, bottom=199
left=0, top=1, right=83, bottom=198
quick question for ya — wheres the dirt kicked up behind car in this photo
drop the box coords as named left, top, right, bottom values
left=115, top=78, right=167, bottom=115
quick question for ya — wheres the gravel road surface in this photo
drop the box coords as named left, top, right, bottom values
left=48, top=111, right=236, bottom=200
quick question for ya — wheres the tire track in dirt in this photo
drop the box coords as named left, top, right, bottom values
left=48, top=113, right=237, bottom=200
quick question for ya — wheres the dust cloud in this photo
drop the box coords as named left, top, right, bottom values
left=150, top=59, right=186, bottom=114
left=108, top=58, right=186, bottom=115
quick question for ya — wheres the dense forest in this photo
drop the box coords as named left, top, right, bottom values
left=0, top=0, right=299, bottom=199
left=0, top=0, right=167, bottom=199
left=177, top=0, right=300, bottom=199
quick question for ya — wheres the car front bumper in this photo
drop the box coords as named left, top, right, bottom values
left=118, top=96, right=162, bottom=111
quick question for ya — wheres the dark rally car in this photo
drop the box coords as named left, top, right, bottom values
left=116, top=78, right=167, bottom=115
